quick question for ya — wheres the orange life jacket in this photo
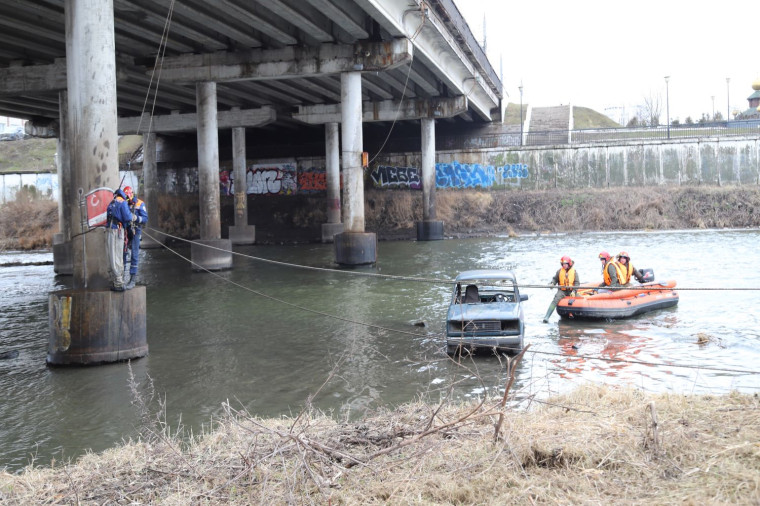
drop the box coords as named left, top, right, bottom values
left=602, top=261, right=624, bottom=286
left=558, top=267, right=576, bottom=290
left=616, top=262, right=635, bottom=285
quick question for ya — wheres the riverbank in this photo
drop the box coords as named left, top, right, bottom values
left=2, top=185, right=759, bottom=249
left=2, top=384, right=758, bottom=503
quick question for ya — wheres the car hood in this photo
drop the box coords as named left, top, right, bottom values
left=447, top=303, right=522, bottom=321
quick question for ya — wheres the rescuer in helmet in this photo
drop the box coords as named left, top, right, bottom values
left=543, top=255, right=580, bottom=323
left=598, top=250, right=621, bottom=288
left=106, top=188, right=137, bottom=291
left=122, top=186, right=148, bottom=290
left=615, top=251, right=648, bottom=286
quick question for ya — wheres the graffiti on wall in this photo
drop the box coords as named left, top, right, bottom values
left=369, top=166, right=422, bottom=189
left=246, top=163, right=297, bottom=195
left=297, top=167, right=328, bottom=193
left=369, top=161, right=530, bottom=189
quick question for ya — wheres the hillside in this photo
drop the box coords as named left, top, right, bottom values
left=504, top=103, right=621, bottom=129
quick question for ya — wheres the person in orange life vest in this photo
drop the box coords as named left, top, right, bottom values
left=598, top=250, right=622, bottom=288
left=106, top=188, right=137, bottom=291
left=122, top=186, right=148, bottom=290
left=543, top=255, right=580, bottom=323
left=615, top=251, right=647, bottom=286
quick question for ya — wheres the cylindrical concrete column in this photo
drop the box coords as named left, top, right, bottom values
left=416, top=117, right=444, bottom=241
left=228, top=125, right=255, bottom=244
left=192, top=82, right=232, bottom=270
left=140, top=132, right=163, bottom=248
left=53, top=90, right=73, bottom=275
left=421, top=118, right=436, bottom=221
left=340, top=72, right=364, bottom=233
left=49, top=0, right=147, bottom=365
left=196, top=82, right=221, bottom=240
left=65, top=0, right=120, bottom=290
left=321, top=122, right=343, bottom=243
left=334, top=72, right=376, bottom=264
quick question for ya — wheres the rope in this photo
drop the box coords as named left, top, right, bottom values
left=141, top=230, right=428, bottom=339
left=145, top=228, right=760, bottom=292
left=136, top=0, right=176, bottom=136
left=140, top=229, right=760, bottom=377
left=145, top=228, right=456, bottom=284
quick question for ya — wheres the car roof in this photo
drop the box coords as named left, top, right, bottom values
left=455, top=269, right=517, bottom=282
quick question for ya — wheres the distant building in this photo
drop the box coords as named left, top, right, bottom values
left=737, top=79, right=760, bottom=120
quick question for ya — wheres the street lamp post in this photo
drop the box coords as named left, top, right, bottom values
left=664, top=76, right=670, bottom=139
left=518, top=82, right=523, bottom=146
left=711, top=95, right=715, bottom=121
left=726, top=77, right=731, bottom=122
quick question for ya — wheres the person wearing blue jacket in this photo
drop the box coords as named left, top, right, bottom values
left=122, top=186, right=148, bottom=290
left=106, top=188, right=136, bottom=291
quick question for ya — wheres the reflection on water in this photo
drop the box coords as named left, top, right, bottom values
left=1, top=229, right=759, bottom=471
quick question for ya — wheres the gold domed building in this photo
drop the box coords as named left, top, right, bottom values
left=736, top=78, right=760, bottom=119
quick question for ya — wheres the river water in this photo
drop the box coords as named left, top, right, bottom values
left=1, top=229, right=759, bottom=471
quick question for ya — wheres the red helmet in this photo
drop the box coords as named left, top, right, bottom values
left=123, top=186, right=134, bottom=199
left=617, top=251, right=630, bottom=261
left=560, top=255, right=573, bottom=266
left=598, top=251, right=611, bottom=261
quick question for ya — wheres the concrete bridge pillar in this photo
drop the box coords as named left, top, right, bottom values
left=48, top=0, right=147, bottom=365
left=334, top=71, right=376, bottom=264
left=192, top=82, right=232, bottom=270
left=53, top=90, right=73, bottom=275
left=228, top=125, right=255, bottom=244
left=322, top=121, right=343, bottom=243
left=416, top=117, right=444, bottom=240
left=139, top=132, right=164, bottom=248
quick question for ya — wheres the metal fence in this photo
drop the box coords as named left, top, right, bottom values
left=438, top=120, right=760, bottom=151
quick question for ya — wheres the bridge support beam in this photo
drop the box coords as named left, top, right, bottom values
left=335, top=71, right=375, bottom=265
left=140, top=132, right=164, bottom=248
left=322, top=122, right=343, bottom=243
left=48, top=0, right=147, bottom=365
left=192, top=82, right=232, bottom=270
left=228, top=125, right=255, bottom=245
left=416, top=118, right=444, bottom=241
left=53, top=90, right=73, bottom=275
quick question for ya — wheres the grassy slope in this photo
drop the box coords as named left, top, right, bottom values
left=0, top=135, right=142, bottom=174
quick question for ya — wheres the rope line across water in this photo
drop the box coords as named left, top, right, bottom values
left=141, top=229, right=760, bottom=377
left=146, top=228, right=760, bottom=291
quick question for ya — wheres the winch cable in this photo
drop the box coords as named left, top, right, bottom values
left=141, top=229, right=430, bottom=338
left=144, top=228, right=760, bottom=292
left=141, top=229, right=760, bottom=378
left=145, top=228, right=456, bottom=285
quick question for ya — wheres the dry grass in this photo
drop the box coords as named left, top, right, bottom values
left=0, top=187, right=57, bottom=250
left=387, top=186, right=760, bottom=236
left=2, top=382, right=759, bottom=505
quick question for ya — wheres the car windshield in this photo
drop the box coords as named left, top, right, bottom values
left=469, top=279, right=515, bottom=293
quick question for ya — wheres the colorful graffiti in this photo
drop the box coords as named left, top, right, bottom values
left=246, top=163, right=297, bottom=195
left=297, top=167, right=328, bottom=193
left=369, top=161, right=530, bottom=189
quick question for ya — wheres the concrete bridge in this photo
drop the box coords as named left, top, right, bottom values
left=0, top=0, right=502, bottom=364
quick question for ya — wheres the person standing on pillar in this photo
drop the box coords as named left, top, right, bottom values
left=543, top=256, right=579, bottom=323
left=106, top=188, right=136, bottom=291
left=123, top=186, right=148, bottom=290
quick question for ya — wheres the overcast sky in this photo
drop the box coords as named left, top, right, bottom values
left=456, top=0, right=759, bottom=124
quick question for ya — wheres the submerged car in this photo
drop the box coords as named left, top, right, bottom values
left=446, top=269, right=528, bottom=355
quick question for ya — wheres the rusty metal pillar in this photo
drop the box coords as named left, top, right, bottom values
left=416, top=117, right=443, bottom=240
left=191, top=81, right=232, bottom=270
left=334, top=71, right=376, bottom=264
left=321, top=122, right=343, bottom=243
left=48, top=0, right=147, bottom=365
left=228, top=124, right=255, bottom=244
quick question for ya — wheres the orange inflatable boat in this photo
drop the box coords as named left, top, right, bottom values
left=556, top=280, right=679, bottom=320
